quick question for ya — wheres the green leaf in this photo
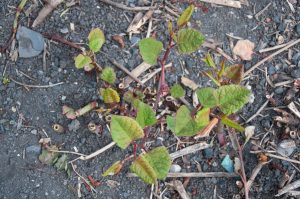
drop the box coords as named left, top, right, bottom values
left=133, top=100, right=157, bottom=128
left=101, top=67, right=116, bottom=84
left=170, top=84, right=185, bottom=98
left=100, top=88, right=120, bottom=104
left=130, top=146, right=171, bottom=184
left=177, top=5, right=194, bottom=27
left=88, top=28, right=105, bottom=53
left=196, top=87, right=218, bottom=108
left=139, top=38, right=163, bottom=65
left=224, top=64, right=244, bottom=84
left=74, top=54, right=92, bottom=69
left=177, top=29, right=205, bottom=54
left=217, top=85, right=250, bottom=115
left=202, top=53, right=216, bottom=68
left=54, top=154, right=68, bottom=170
left=221, top=116, right=245, bottom=132
left=110, top=115, right=144, bottom=149
left=195, top=108, right=210, bottom=130
left=174, top=105, right=198, bottom=136
left=166, top=116, right=175, bottom=132
left=102, top=161, right=123, bottom=176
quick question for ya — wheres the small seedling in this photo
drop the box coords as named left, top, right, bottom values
left=74, top=28, right=105, bottom=71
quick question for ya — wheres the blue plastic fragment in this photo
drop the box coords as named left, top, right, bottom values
left=221, top=154, right=234, bottom=173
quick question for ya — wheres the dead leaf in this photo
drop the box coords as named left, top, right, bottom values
left=39, top=138, right=51, bottom=145
left=127, top=10, right=153, bottom=36
left=244, top=126, right=255, bottom=145
left=112, top=35, right=125, bottom=48
left=87, top=175, right=101, bottom=188
left=233, top=40, right=255, bottom=61
left=181, top=76, right=198, bottom=90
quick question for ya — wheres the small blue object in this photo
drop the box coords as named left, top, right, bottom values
left=221, top=155, right=234, bottom=173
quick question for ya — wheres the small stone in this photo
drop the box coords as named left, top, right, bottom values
left=130, top=36, right=140, bottom=45
left=291, top=68, right=300, bottom=78
left=68, top=119, right=80, bottom=132
left=277, top=140, right=296, bottom=157
left=16, top=26, right=44, bottom=58
left=267, top=65, right=276, bottom=75
left=30, top=129, right=38, bottom=135
left=169, top=164, right=181, bottom=173
left=221, top=155, right=233, bottom=172
left=274, top=87, right=284, bottom=94
left=26, top=145, right=41, bottom=154
left=203, top=148, right=214, bottom=159
left=292, top=52, right=300, bottom=64
left=295, top=24, right=300, bottom=35
left=261, top=118, right=272, bottom=129
left=60, top=27, right=69, bottom=34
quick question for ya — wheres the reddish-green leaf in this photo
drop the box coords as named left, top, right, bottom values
left=102, top=161, right=123, bottom=176
left=130, top=146, right=171, bottom=184
left=100, top=88, right=120, bottom=104
left=224, top=64, right=244, bottom=84
left=74, top=54, right=92, bottom=69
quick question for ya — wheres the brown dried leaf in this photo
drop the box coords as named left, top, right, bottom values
left=112, top=35, right=125, bottom=48
left=233, top=40, right=255, bottom=61
left=181, top=76, right=198, bottom=90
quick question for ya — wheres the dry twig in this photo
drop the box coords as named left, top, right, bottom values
left=99, top=0, right=155, bottom=11
left=127, top=172, right=238, bottom=178
left=167, top=180, right=190, bottom=199
left=10, top=78, right=64, bottom=88
left=170, top=142, right=211, bottom=160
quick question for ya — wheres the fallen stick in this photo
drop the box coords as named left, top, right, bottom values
left=170, top=142, right=211, bottom=160
left=245, top=93, right=274, bottom=123
left=127, top=172, right=238, bottom=178
left=167, top=180, right=190, bottom=199
left=259, top=41, right=292, bottom=53
left=79, top=142, right=116, bottom=160
left=106, top=56, right=144, bottom=85
left=276, top=179, right=300, bottom=197
left=288, top=102, right=300, bottom=119
left=99, top=0, right=155, bottom=11
left=10, top=78, right=64, bottom=88
left=32, top=0, right=64, bottom=27
left=246, top=161, right=269, bottom=191
left=123, top=62, right=152, bottom=88
left=245, top=38, right=300, bottom=76
left=199, top=0, right=242, bottom=8
left=194, top=118, right=219, bottom=139
left=140, top=63, right=172, bottom=84
left=266, top=153, right=300, bottom=165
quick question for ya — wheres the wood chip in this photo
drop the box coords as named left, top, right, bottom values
left=181, top=76, right=198, bottom=90
left=199, top=0, right=242, bottom=8
left=167, top=180, right=190, bottom=199
left=170, top=142, right=210, bottom=160
left=288, top=102, right=300, bottom=119
left=123, top=62, right=152, bottom=88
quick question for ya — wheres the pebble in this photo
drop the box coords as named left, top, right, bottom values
left=130, top=36, right=140, bottom=45
left=295, top=24, right=300, bottom=34
left=203, top=148, right=214, bottom=159
left=30, top=129, right=38, bottom=135
left=68, top=119, right=80, bottom=132
left=16, top=26, right=44, bottom=58
left=221, top=155, right=233, bottom=172
left=277, top=140, right=296, bottom=157
left=60, top=27, right=69, bottom=34
left=267, top=65, right=276, bottom=75
left=169, top=164, right=181, bottom=173
left=274, top=87, right=284, bottom=94
left=292, top=52, right=300, bottom=65
left=291, top=68, right=300, bottom=78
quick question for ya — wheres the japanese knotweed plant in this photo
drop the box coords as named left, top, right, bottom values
left=74, top=28, right=105, bottom=72
left=102, top=99, right=172, bottom=184
left=138, top=5, right=205, bottom=106
left=167, top=54, right=251, bottom=137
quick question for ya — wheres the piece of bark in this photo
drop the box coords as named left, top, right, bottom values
left=123, top=62, right=152, bottom=88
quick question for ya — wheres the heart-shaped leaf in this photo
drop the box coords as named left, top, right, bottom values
left=110, top=115, right=144, bottom=149
left=74, top=54, right=92, bottom=69
left=177, top=5, right=194, bottom=27
left=88, top=28, right=105, bottom=53
left=139, top=38, right=163, bottom=65
left=195, top=108, right=210, bottom=130
left=130, top=146, right=171, bottom=184
left=177, top=29, right=205, bottom=54
left=133, top=100, right=157, bottom=128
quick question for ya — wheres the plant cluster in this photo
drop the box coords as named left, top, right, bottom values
left=42, top=5, right=252, bottom=186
